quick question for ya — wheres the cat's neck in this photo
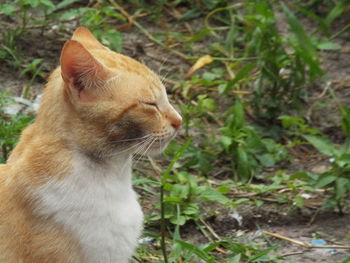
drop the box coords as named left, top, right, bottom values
left=35, top=69, right=71, bottom=132
left=72, top=150, right=133, bottom=180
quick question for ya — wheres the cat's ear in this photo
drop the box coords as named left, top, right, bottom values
left=60, top=40, right=111, bottom=100
left=71, top=26, right=106, bottom=50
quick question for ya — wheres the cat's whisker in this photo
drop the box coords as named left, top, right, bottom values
left=157, top=55, right=170, bottom=76
left=135, top=137, right=153, bottom=156
left=132, top=137, right=152, bottom=157
left=133, top=137, right=156, bottom=167
left=158, top=137, right=163, bottom=154
left=105, top=139, right=149, bottom=158
left=160, top=70, right=171, bottom=86
left=136, top=136, right=156, bottom=159
left=110, top=134, right=152, bottom=144
left=156, top=54, right=173, bottom=87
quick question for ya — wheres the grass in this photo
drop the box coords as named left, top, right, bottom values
left=1, top=0, right=350, bottom=262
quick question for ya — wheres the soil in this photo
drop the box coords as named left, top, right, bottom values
left=1, top=6, right=350, bottom=263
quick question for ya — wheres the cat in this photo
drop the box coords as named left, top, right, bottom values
left=0, top=26, right=182, bottom=263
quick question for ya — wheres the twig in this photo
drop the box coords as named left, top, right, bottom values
left=195, top=221, right=214, bottom=242
left=263, top=231, right=350, bottom=249
left=197, top=219, right=228, bottom=255
left=308, top=208, right=320, bottom=226
left=215, top=247, right=228, bottom=255
left=281, top=251, right=305, bottom=257
left=199, top=218, right=221, bottom=241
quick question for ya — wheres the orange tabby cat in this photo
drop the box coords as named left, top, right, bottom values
left=0, top=27, right=182, bottom=263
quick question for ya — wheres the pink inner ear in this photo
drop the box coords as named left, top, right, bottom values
left=60, top=40, right=109, bottom=93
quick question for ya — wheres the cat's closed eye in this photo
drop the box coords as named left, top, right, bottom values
left=141, top=101, right=158, bottom=109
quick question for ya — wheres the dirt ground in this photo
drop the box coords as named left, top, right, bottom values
left=1, top=10, right=350, bottom=263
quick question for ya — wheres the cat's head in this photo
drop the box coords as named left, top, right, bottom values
left=59, top=27, right=182, bottom=159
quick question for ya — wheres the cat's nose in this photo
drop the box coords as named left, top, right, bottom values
left=166, top=105, right=182, bottom=130
left=169, top=112, right=182, bottom=130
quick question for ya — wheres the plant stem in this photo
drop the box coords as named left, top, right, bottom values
left=2, top=145, right=8, bottom=161
left=160, top=184, right=168, bottom=263
left=330, top=24, right=350, bottom=40
left=149, top=138, right=191, bottom=263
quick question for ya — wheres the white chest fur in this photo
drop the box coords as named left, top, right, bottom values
left=35, top=154, right=143, bottom=263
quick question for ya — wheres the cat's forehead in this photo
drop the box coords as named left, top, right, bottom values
left=106, top=70, right=165, bottom=101
left=91, top=49, right=166, bottom=99
left=95, top=51, right=158, bottom=79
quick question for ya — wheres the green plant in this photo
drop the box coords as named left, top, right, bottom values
left=0, top=28, right=23, bottom=69
left=279, top=115, right=320, bottom=147
left=61, top=4, right=124, bottom=52
left=210, top=1, right=328, bottom=122
left=0, top=0, right=79, bottom=69
left=151, top=170, right=232, bottom=226
left=0, top=92, right=34, bottom=163
left=170, top=238, right=281, bottom=263
left=303, top=105, right=350, bottom=213
left=219, top=100, right=287, bottom=181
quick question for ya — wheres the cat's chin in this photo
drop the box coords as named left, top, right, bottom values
left=143, top=141, right=170, bottom=156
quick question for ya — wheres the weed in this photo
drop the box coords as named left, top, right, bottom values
left=303, top=105, right=350, bottom=213
left=0, top=92, right=34, bottom=163
left=215, top=1, right=325, bottom=122
left=219, top=100, right=287, bottom=181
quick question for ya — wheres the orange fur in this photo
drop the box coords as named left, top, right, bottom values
left=0, top=27, right=182, bottom=262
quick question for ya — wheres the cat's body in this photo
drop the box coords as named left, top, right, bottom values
left=0, top=27, right=181, bottom=263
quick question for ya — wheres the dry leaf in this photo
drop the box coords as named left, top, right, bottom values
left=186, top=55, right=213, bottom=78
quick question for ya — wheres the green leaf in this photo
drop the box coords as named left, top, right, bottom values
left=220, top=135, right=232, bottom=149
left=170, top=215, right=187, bottom=226
left=200, top=188, right=231, bottom=205
left=294, top=195, right=304, bottom=208
left=170, top=184, right=189, bottom=199
left=325, top=0, right=350, bottom=26
left=316, top=174, right=337, bottom=188
left=191, top=28, right=210, bottom=42
left=340, top=105, right=350, bottom=137
left=281, top=3, right=315, bottom=56
left=164, top=196, right=182, bottom=203
left=281, top=3, right=323, bottom=78
left=290, top=172, right=313, bottom=180
left=182, top=203, right=199, bottom=215
left=336, top=177, right=349, bottom=200
left=317, top=40, right=341, bottom=50
left=162, top=138, right=192, bottom=183
left=0, top=4, right=16, bottom=16
left=256, top=153, right=275, bottom=167
left=231, top=101, right=245, bottom=129
left=236, top=147, right=251, bottom=181
left=340, top=140, right=350, bottom=155
left=295, top=5, right=328, bottom=35
left=303, top=135, right=335, bottom=156
left=228, top=254, right=241, bottom=263
left=55, top=0, right=80, bottom=11
left=223, top=63, right=256, bottom=93
left=93, top=29, right=123, bottom=52
left=336, top=153, right=350, bottom=167
left=175, top=239, right=213, bottom=262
